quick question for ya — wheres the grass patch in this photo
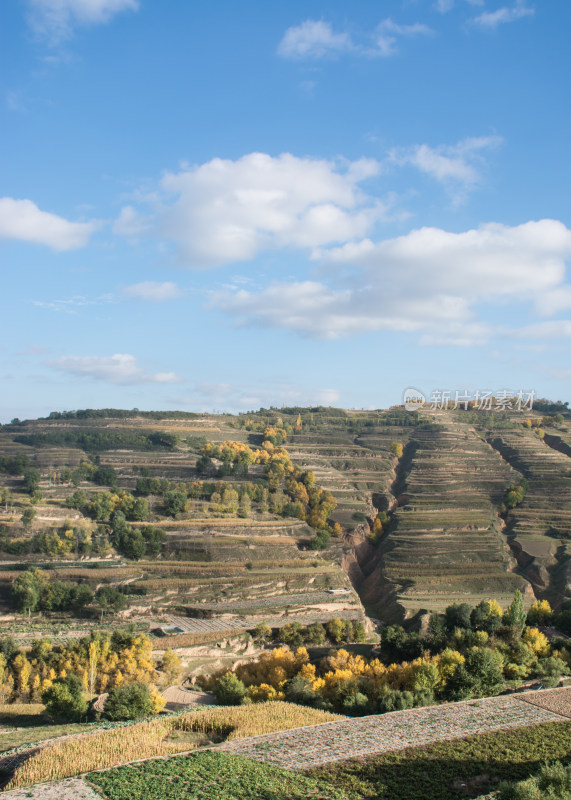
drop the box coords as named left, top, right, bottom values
left=307, top=721, right=571, bottom=800
left=88, top=751, right=351, bottom=800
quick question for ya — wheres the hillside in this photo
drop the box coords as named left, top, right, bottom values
left=0, top=404, right=570, bottom=638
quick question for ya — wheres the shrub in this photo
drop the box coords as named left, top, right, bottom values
left=284, top=676, right=321, bottom=707
left=304, top=622, right=326, bottom=645
left=104, top=681, right=155, bottom=720
left=214, top=672, right=246, bottom=705
left=252, top=622, right=272, bottom=644
left=342, top=691, right=372, bottom=716
left=377, top=689, right=414, bottom=713
left=42, top=674, right=88, bottom=722
left=498, top=761, right=571, bottom=800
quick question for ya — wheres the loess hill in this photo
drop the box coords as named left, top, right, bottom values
left=0, top=404, right=570, bottom=637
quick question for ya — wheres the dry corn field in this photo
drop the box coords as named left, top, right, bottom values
left=2, top=703, right=340, bottom=790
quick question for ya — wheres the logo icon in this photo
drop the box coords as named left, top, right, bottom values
left=403, top=387, right=426, bottom=411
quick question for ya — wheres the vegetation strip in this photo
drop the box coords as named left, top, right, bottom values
left=87, top=751, right=352, bottom=800
left=307, top=720, right=571, bottom=800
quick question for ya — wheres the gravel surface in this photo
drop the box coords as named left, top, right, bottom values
left=219, top=694, right=569, bottom=770
left=1, top=778, right=101, bottom=800
left=515, top=686, right=571, bottom=718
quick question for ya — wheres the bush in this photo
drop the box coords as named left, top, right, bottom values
left=342, top=691, right=372, bottom=716
left=42, top=674, right=88, bottom=722
left=309, top=531, right=330, bottom=550
left=377, top=689, right=414, bottom=713
left=252, top=622, right=272, bottom=644
left=413, top=689, right=435, bottom=707
left=304, top=622, right=326, bottom=645
left=498, top=761, right=571, bottom=800
left=284, top=676, right=321, bottom=707
left=163, top=489, right=187, bottom=517
left=104, top=682, right=154, bottom=720
left=214, top=672, right=246, bottom=705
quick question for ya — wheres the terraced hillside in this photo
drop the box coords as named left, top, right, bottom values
left=0, top=411, right=366, bottom=644
left=487, top=426, right=571, bottom=604
left=2, top=406, right=570, bottom=633
left=285, top=425, right=407, bottom=527
left=359, top=421, right=528, bottom=620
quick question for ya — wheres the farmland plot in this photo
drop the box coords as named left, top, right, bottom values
left=219, top=693, right=569, bottom=770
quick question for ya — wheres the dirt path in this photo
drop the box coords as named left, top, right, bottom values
left=2, top=778, right=101, bottom=800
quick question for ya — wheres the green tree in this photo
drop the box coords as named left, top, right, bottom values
left=95, top=586, right=126, bottom=618
left=326, top=617, right=346, bottom=644
left=130, top=497, right=149, bottom=521
left=104, top=682, right=153, bottom=720
left=503, top=590, right=527, bottom=634
left=42, top=675, right=88, bottom=721
left=163, top=489, right=187, bottom=517
left=252, top=622, right=272, bottom=644
left=214, top=672, right=246, bottom=705
left=280, top=622, right=303, bottom=647
left=465, top=648, right=505, bottom=698
left=20, top=506, right=36, bottom=530
left=304, top=622, right=326, bottom=645
left=66, top=489, right=87, bottom=510
left=11, top=569, right=43, bottom=613
left=445, top=602, right=472, bottom=631
left=23, top=469, right=41, bottom=494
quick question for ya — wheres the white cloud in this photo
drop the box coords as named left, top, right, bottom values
left=0, top=197, right=97, bottom=250
left=27, top=0, right=139, bottom=44
left=513, top=321, right=571, bottom=340
left=277, top=18, right=433, bottom=60
left=119, top=152, right=384, bottom=268
left=534, top=286, right=571, bottom=317
left=472, top=1, right=534, bottom=29
left=190, top=381, right=340, bottom=411
left=113, top=205, right=148, bottom=236
left=435, top=0, right=455, bottom=12
left=123, top=281, right=183, bottom=301
left=33, top=294, right=114, bottom=313
left=389, top=136, right=502, bottom=202
left=48, top=353, right=183, bottom=385
left=375, top=19, right=434, bottom=58
left=212, top=219, right=571, bottom=344
left=277, top=20, right=354, bottom=59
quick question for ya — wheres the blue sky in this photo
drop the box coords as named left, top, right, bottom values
left=1, top=0, right=570, bottom=421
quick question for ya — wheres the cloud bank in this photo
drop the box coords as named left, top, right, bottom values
left=277, top=18, right=433, bottom=60
left=0, top=197, right=97, bottom=250
left=118, top=152, right=384, bottom=268
left=27, top=0, right=139, bottom=43
left=48, top=353, right=183, bottom=385
left=123, top=281, right=183, bottom=301
left=212, top=219, right=571, bottom=343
